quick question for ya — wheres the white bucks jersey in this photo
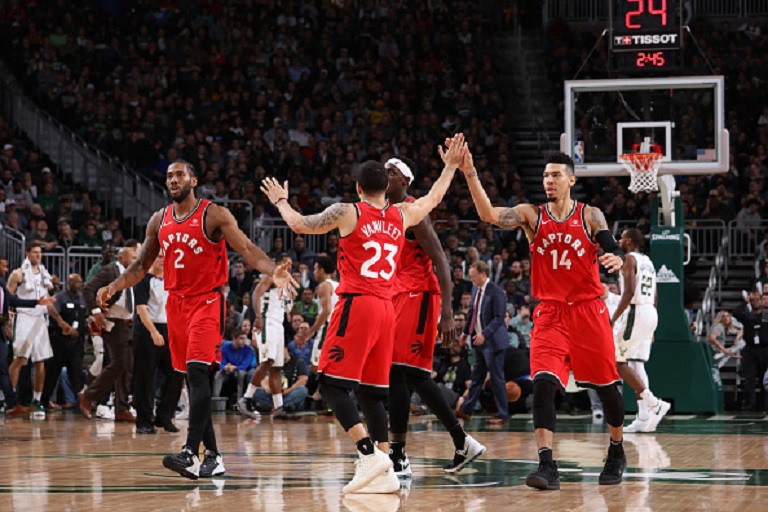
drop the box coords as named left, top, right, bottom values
left=262, top=286, right=290, bottom=321
left=621, top=252, right=656, bottom=306
left=318, top=279, right=339, bottom=320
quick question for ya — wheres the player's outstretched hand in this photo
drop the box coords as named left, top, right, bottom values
left=599, top=253, right=624, bottom=273
left=97, top=286, right=113, bottom=308
left=261, top=177, right=289, bottom=205
left=439, top=314, right=457, bottom=345
left=438, top=133, right=465, bottom=169
left=37, top=296, right=56, bottom=307
left=272, top=261, right=299, bottom=299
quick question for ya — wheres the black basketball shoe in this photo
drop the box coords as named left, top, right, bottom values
left=199, top=450, right=226, bottom=478
left=599, top=444, right=627, bottom=485
left=525, top=458, right=561, bottom=490
left=162, top=446, right=201, bottom=480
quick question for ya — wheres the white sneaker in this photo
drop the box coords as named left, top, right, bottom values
left=642, top=400, right=670, bottom=432
left=392, top=454, right=412, bottom=478
left=443, top=434, right=486, bottom=474
left=624, top=417, right=648, bottom=433
left=351, top=468, right=400, bottom=494
left=343, top=448, right=393, bottom=494
left=95, top=405, right=115, bottom=420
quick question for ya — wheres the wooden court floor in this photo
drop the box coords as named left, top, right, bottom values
left=1, top=412, right=768, bottom=511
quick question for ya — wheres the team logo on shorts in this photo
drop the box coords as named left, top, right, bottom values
left=328, top=346, right=345, bottom=362
left=411, top=340, right=424, bottom=355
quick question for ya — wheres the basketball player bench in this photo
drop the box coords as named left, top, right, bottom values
left=561, top=76, right=727, bottom=413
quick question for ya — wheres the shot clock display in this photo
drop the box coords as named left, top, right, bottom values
left=610, top=0, right=682, bottom=73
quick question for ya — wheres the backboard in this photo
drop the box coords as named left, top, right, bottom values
left=561, top=76, right=728, bottom=177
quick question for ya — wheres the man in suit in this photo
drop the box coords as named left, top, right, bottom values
left=0, top=258, right=55, bottom=417
left=456, top=260, right=509, bottom=424
left=79, top=246, right=138, bottom=421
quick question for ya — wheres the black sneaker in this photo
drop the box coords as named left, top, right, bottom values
left=162, top=446, right=201, bottom=480
left=199, top=450, right=226, bottom=478
left=599, top=445, right=627, bottom=485
left=525, top=459, right=561, bottom=490
left=272, top=406, right=299, bottom=420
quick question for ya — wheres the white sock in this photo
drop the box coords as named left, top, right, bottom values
left=33, top=391, right=42, bottom=402
left=639, top=388, right=660, bottom=408
left=637, top=398, right=649, bottom=421
left=272, top=393, right=284, bottom=409
left=244, top=384, right=257, bottom=399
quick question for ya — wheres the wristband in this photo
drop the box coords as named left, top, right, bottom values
left=274, top=197, right=287, bottom=205
left=92, top=308, right=102, bottom=314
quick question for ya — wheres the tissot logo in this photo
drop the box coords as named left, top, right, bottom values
left=614, top=34, right=679, bottom=47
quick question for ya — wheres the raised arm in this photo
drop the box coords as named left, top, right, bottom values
left=307, top=281, right=333, bottom=338
left=211, top=204, right=296, bottom=297
left=398, top=134, right=464, bottom=230
left=260, top=178, right=357, bottom=236
left=98, top=210, right=162, bottom=305
left=459, top=145, right=537, bottom=232
left=412, top=216, right=456, bottom=344
left=610, top=255, right=636, bottom=326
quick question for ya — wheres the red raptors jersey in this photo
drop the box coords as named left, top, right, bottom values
left=530, top=201, right=603, bottom=302
left=337, top=202, right=405, bottom=300
left=157, top=199, right=228, bottom=296
left=394, top=197, right=439, bottom=295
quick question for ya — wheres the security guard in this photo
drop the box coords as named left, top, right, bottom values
left=42, top=273, right=87, bottom=408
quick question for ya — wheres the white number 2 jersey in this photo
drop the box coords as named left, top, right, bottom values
left=620, top=252, right=656, bottom=306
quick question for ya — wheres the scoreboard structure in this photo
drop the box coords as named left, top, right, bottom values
left=609, top=0, right=683, bottom=73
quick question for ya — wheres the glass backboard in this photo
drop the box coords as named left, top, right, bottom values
left=561, top=76, right=728, bottom=177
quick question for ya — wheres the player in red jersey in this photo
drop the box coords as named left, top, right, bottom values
left=97, top=160, right=295, bottom=480
left=458, top=147, right=628, bottom=490
left=384, top=155, right=486, bottom=477
left=260, top=134, right=464, bottom=494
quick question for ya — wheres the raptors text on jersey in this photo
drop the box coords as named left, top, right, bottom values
left=157, top=199, right=228, bottom=296
left=530, top=201, right=603, bottom=303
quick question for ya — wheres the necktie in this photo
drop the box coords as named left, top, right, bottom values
left=126, top=288, right=134, bottom=315
left=467, top=287, right=483, bottom=336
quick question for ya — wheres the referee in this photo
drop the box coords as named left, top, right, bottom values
left=133, top=252, right=183, bottom=434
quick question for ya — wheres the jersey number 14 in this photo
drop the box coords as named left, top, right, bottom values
left=550, top=249, right=572, bottom=270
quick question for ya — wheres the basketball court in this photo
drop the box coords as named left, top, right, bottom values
left=2, top=413, right=767, bottom=511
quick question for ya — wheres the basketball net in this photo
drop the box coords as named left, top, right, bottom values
left=620, top=144, right=663, bottom=194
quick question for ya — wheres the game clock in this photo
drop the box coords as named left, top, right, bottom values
left=616, top=50, right=677, bottom=73
left=611, top=0, right=681, bottom=72
left=612, top=0, right=681, bottom=51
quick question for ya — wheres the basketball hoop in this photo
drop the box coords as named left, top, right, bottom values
left=620, top=152, right=663, bottom=193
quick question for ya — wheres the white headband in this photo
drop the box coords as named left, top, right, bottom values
left=386, top=158, right=414, bottom=185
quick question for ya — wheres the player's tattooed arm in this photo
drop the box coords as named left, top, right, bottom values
left=587, top=206, right=610, bottom=236
left=498, top=207, right=524, bottom=229
left=261, top=177, right=353, bottom=235
left=299, top=203, right=351, bottom=232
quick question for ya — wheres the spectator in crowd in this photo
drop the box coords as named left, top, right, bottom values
left=509, top=306, right=533, bottom=349
left=228, top=260, right=254, bottom=306
left=434, top=341, right=472, bottom=411
left=287, top=321, right=314, bottom=368
left=30, top=219, right=58, bottom=251
left=213, top=331, right=254, bottom=401
left=708, top=310, right=742, bottom=358
left=292, top=287, right=319, bottom=324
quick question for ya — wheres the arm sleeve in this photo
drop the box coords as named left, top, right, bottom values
left=595, top=230, right=626, bottom=261
left=5, top=284, right=39, bottom=309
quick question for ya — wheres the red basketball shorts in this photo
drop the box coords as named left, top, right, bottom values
left=167, top=291, right=225, bottom=372
left=530, top=298, right=619, bottom=389
left=392, top=291, right=440, bottom=373
left=318, top=294, right=394, bottom=393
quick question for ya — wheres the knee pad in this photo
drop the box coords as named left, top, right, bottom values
left=320, top=382, right=360, bottom=431
left=532, top=378, right=558, bottom=432
left=595, top=383, right=625, bottom=428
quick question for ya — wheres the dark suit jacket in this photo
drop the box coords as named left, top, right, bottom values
left=83, top=263, right=122, bottom=312
left=464, top=280, right=508, bottom=353
left=0, top=282, right=40, bottom=341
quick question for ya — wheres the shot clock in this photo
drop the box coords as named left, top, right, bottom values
left=609, top=0, right=682, bottom=73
